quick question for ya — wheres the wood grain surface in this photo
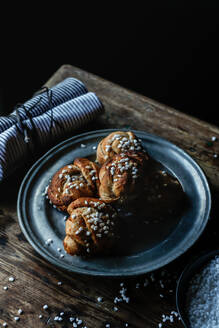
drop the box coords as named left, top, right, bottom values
left=0, top=64, right=219, bottom=327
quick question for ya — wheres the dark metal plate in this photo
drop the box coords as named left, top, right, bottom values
left=17, top=129, right=211, bottom=276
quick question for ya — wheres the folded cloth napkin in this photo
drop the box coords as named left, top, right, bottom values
left=0, top=78, right=88, bottom=134
left=0, top=78, right=104, bottom=182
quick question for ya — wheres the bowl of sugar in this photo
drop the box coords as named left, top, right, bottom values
left=176, top=249, right=219, bottom=328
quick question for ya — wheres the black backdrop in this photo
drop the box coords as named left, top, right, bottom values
left=0, top=3, right=219, bottom=125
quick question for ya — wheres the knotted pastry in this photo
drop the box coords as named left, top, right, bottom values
left=47, top=158, right=100, bottom=212
left=96, top=131, right=143, bottom=165
left=98, top=151, right=149, bottom=203
left=64, top=197, right=117, bottom=256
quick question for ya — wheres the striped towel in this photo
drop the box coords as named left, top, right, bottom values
left=0, top=78, right=104, bottom=182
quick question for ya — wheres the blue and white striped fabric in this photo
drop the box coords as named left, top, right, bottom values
left=0, top=78, right=104, bottom=182
left=0, top=78, right=88, bottom=134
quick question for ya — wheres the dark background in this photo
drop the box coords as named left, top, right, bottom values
left=0, top=3, right=219, bottom=125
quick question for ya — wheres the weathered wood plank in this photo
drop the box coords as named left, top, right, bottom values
left=1, top=64, right=218, bottom=327
left=46, top=65, right=219, bottom=190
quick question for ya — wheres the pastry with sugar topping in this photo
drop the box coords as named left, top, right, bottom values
left=96, top=131, right=145, bottom=165
left=47, top=158, right=100, bottom=212
left=98, top=151, right=149, bottom=203
left=63, top=197, right=117, bottom=256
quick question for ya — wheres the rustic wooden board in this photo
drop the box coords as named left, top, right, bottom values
left=0, top=64, right=219, bottom=327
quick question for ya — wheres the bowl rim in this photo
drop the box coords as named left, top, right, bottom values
left=176, top=249, right=219, bottom=327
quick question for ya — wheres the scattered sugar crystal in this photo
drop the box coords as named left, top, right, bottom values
left=150, top=273, right=155, bottom=282
left=14, top=317, right=20, bottom=321
left=54, top=315, right=63, bottom=321
left=81, top=144, right=86, bottom=148
left=97, top=296, right=103, bottom=302
left=18, top=309, right=23, bottom=315
left=143, top=278, right=149, bottom=287
left=90, top=170, right=96, bottom=175
left=42, top=185, right=49, bottom=196
left=43, top=304, right=48, bottom=310
left=105, top=145, right=111, bottom=151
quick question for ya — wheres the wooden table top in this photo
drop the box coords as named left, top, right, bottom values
left=0, top=64, right=219, bottom=327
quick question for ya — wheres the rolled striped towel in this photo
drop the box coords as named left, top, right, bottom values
left=0, top=78, right=88, bottom=134
left=0, top=78, right=103, bottom=182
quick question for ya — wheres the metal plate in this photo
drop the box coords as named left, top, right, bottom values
left=17, top=129, right=211, bottom=276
